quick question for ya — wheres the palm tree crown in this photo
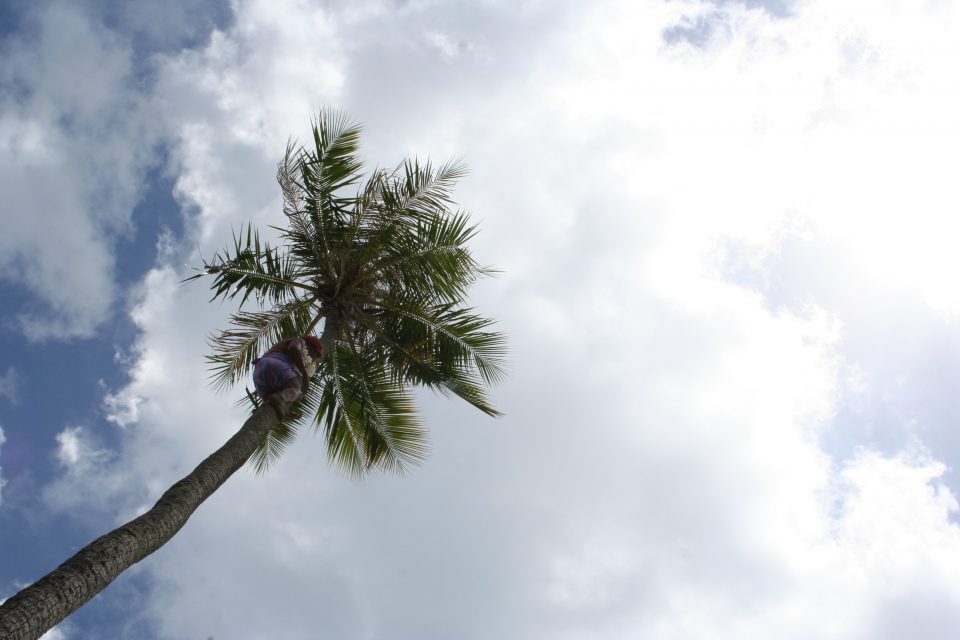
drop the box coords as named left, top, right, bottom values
left=188, top=110, right=507, bottom=476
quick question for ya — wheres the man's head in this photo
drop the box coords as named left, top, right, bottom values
left=304, top=335, right=324, bottom=360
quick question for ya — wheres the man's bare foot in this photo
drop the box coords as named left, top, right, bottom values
left=266, top=394, right=288, bottom=418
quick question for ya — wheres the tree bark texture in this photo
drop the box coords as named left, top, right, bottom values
left=0, top=404, right=280, bottom=640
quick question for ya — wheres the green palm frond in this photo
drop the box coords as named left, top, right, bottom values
left=349, top=304, right=503, bottom=417
left=312, top=349, right=366, bottom=477
left=343, top=326, right=427, bottom=472
left=368, top=210, right=482, bottom=303
left=350, top=159, right=468, bottom=264
left=249, top=420, right=299, bottom=475
left=277, top=141, right=328, bottom=270
left=299, top=112, right=364, bottom=251
left=185, top=224, right=312, bottom=307
left=309, top=110, right=364, bottom=198
left=294, top=329, right=429, bottom=476
left=376, top=300, right=508, bottom=385
left=191, top=107, right=507, bottom=476
left=383, top=158, right=467, bottom=222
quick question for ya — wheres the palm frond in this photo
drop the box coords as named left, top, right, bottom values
left=311, top=347, right=366, bottom=477
left=299, top=111, right=364, bottom=247
left=352, top=159, right=468, bottom=261
left=248, top=420, right=299, bottom=474
left=351, top=305, right=504, bottom=417
left=344, top=326, right=427, bottom=472
left=184, top=224, right=312, bottom=306
left=376, top=300, right=508, bottom=386
left=383, top=158, right=467, bottom=222
left=310, top=109, right=364, bottom=197
left=277, top=140, right=330, bottom=273
left=406, top=358, right=501, bottom=417
left=369, top=209, right=483, bottom=303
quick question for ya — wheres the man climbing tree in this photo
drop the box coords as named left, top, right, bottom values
left=253, top=335, right=325, bottom=418
left=0, top=109, right=506, bottom=640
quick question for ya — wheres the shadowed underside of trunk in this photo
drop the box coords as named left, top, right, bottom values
left=0, top=405, right=279, bottom=640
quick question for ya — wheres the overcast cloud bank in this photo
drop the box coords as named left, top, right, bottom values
left=0, top=2, right=161, bottom=339
left=4, top=0, right=960, bottom=637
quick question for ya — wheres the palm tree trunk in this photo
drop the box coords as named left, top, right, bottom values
left=0, top=404, right=280, bottom=640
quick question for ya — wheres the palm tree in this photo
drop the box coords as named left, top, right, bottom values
left=0, top=110, right=506, bottom=640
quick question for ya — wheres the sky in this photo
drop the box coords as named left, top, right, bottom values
left=2, top=0, right=960, bottom=638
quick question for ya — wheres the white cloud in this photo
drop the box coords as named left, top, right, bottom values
left=54, top=429, right=82, bottom=469
left=0, top=367, right=18, bottom=404
left=103, top=387, right=143, bottom=428
left=78, top=0, right=229, bottom=53
left=28, top=0, right=960, bottom=637
left=154, top=0, right=347, bottom=253
left=44, top=425, right=141, bottom=524
left=54, top=426, right=111, bottom=475
left=0, top=2, right=158, bottom=339
left=39, top=626, right=68, bottom=640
